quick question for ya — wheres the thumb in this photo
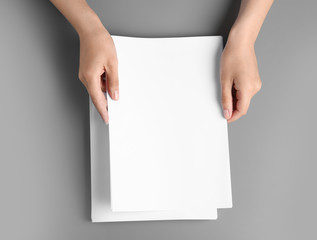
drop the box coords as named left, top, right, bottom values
left=221, top=78, right=233, bottom=120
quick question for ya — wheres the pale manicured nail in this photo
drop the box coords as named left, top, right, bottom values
left=223, top=109, right=230, bottom=119
left=114, top=90, right=119, bottom=100
left=104, top=114, right=109, bottom=125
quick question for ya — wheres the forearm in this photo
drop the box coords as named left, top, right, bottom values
left=228, top=0, right=274, bottom=45
left=49, top=0, right=104, bottom=37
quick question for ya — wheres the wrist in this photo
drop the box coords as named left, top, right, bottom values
left=227, top=22, right=257, bottom=48
left=74, top=9, right=106, bottom=39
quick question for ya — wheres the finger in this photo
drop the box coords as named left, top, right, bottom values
left=87, top=80, right=109, bottom=124
left=228, top=90, right=251, bottom=123
left=221, top=77, right=233, bottom=120
left=100, top=72, right=107, bottom=92
left=106, top=60, right=119, bottom=101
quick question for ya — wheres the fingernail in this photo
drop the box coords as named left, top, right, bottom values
left=114, top=90, right=119, bottom=100
left=104, top=114, right=109, bottom=125
left=223, top=109, right=230, bottom=119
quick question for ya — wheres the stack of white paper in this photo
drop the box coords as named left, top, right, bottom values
left=90, top=35, right=232, bottom=222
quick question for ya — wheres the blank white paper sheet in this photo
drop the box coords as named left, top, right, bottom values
left=90, top=35, right=232, bottom=222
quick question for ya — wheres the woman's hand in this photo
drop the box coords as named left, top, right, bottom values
left=220, top=36, right=262, bottom=123
left=49, top=0, right=119, bottom=123
left=220, top=0, right=274, bottom=123
left=78, top=27, right=119, bottom=124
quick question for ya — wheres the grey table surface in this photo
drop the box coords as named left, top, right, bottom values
left=0, top=0, right=316, bottom=239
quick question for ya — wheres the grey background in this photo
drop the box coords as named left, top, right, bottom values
left=0, top=0, right=316, bottom=239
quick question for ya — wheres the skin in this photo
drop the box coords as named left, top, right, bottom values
left=221, top=0, right=274, bottom=123
left=50, top=0, right=274, bottom=124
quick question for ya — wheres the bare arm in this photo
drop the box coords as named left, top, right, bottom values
left=50, top=0, right=274, bottom=124
left=221, top=0, right=274, bottom=122
left=50, top=0, right=119, bottom=124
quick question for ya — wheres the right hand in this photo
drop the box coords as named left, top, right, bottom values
left=78, top=27, right=119, bottom=124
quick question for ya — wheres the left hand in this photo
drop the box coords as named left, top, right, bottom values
left=220, top=38, right=262, bottom=123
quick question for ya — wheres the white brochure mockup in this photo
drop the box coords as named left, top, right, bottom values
left=90, top=35, right=232, bottom=222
